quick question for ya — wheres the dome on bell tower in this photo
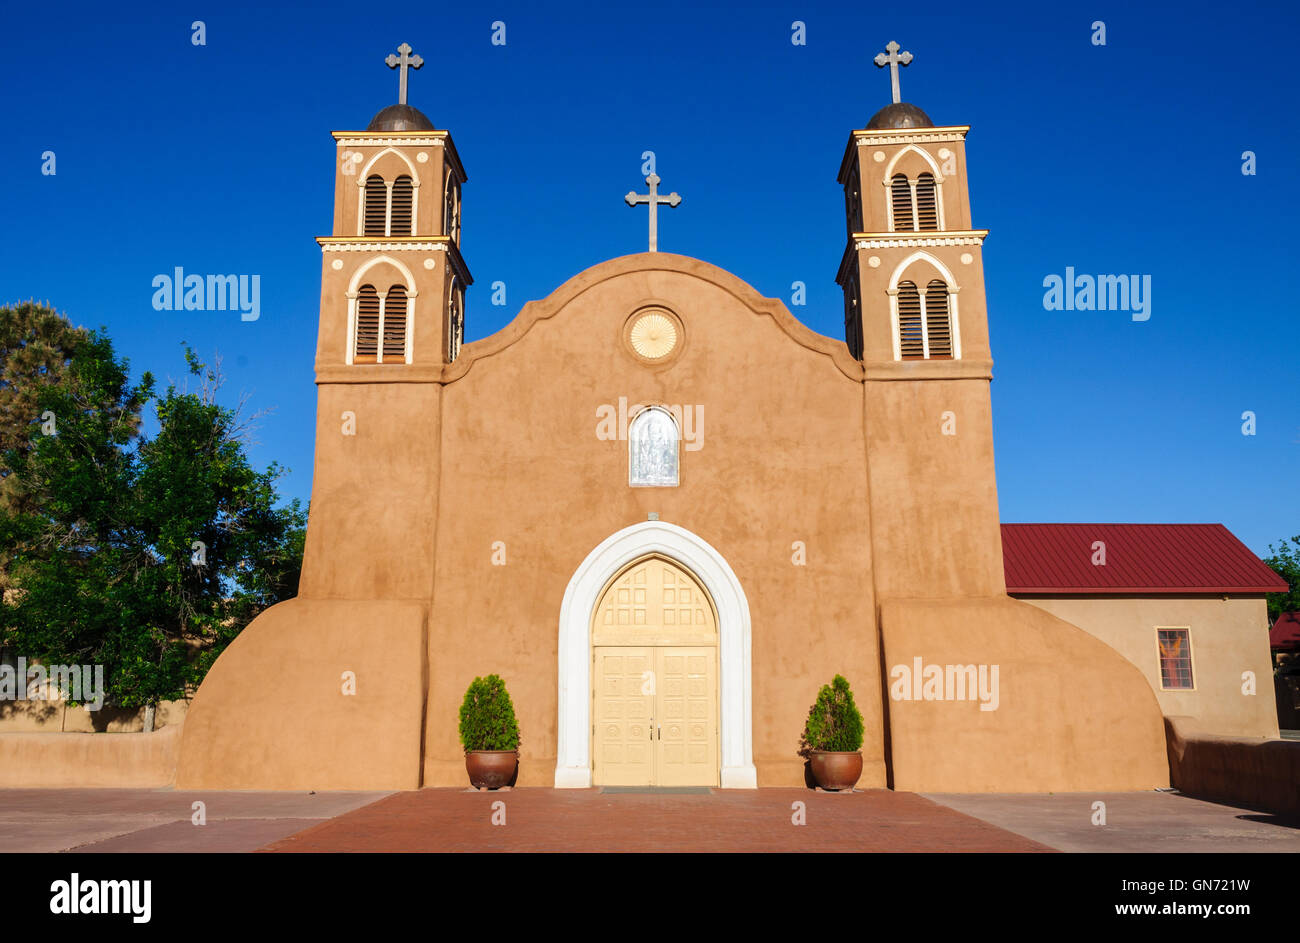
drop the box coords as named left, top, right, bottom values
left=865, top=102, right=933, bottom=130
left=366, top=103, right=435, bottom=132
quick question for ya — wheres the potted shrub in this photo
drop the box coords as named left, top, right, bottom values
left=798, top=674, right=865, bottom=791
left=459, top=674, right=521, bottom=789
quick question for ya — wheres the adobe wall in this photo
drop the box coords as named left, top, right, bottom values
left=863, top=375, right=1005, bottom=599
left=0, top=724, right=179, bottom=788
left=175, top=255, right=1170, bottom=793
left=0, top=697, right=187, bottom=734
left=880, top=596, right=1169, bottom=792
left=1021, top=596, right=1278, bottom=738
left=175, top=598, right=426, bottom=790
left=422, top=254, right=886, bottom=788
left=298, top=382, right=443, bottom=600
left=1165, top=715, right=1299, bottom=817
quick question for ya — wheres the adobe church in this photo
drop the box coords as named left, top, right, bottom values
left=173, top=43, right=1279, bottom=793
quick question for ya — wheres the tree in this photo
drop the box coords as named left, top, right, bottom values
left=0, top=302, right=94, bottom=478
left=0, top=303, right=99, bottom=589
left=0, top=326, right=151, bottom=681
left=0, top=336, right=305, bottom=730
left=1263, top=536, right=1300, bottom=624
left=120, top=351, right=306, bottom=727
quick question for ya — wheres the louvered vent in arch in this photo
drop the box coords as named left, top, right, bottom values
left=891, top=174, right=914, bottom=232
left=843, top=270, right=862, bottom=360
left=925, top=280, right=952, bottom=357
left=844, top=163, right=862, bottom=233
left=915, top=173, right=938, bottom=231
left=383, top=285, right=408, bottom=360
left=444, top=177, right=463, bottom=244
left=897, top=281, right=924, bottom=359
left=390, top=176, right=414, bottom=236
left=363, top=176, right=387, bottom=236
left=355, top=285, right=380, bottom=362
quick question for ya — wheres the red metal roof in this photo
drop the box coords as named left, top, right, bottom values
left=1001, top=523, right=1289, bottom=595
left=1271, top=612, right=1300, bottom=652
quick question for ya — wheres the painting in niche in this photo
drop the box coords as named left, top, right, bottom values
left=629, top=407, right=679, bottom=487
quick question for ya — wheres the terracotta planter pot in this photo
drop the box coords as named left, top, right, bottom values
left=810, top=750, right=863, bottom=791
left=465, top=750, right=518, bottom=789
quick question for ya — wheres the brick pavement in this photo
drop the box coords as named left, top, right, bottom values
left=261, top=787, right=1054, bottom=853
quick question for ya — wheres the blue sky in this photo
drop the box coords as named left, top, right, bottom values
left=2, top=0, right=1296, bottom=556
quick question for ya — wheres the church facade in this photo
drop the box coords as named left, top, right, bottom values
left=175, top=46, right=1175, bottom=793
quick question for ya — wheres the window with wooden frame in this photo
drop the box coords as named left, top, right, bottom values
left=363, top=173, right=416, bottom=238
left=354, top=284, right=380, bottom=361
left=1156, top=628, right=1194, bottom=690
left=924, top=279, right=953, bottom=357
left=891, top=171, right=941, bottom=232
left=896, top=278, right=954, bottom=360
left=363, top=176, right=387, bottom=236
left=914, top=173, right=939, bottom=230
left=890, top=174, right=914, bottom=232
left=843, top=268, right=862, bottom=360
left=382, top=285, right=408, bottom=360
left=844, top=162, right=862, bottom=234
left=353, top=283, right=409, bottom=364
left=389, top=176, right=414, bottom=236
left=444, top=172, right=461, bottom=244
left=446, top=276, right=464, bottom=362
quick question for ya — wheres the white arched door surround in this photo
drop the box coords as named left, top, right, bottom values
left=555, top=521, right=757, bottom=788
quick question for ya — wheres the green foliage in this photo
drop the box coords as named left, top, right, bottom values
left=0, top=302, right=94, bottom=491
left=0, top=304, right=113, bottom=590
left=1263, top=536, right=1300, bottom=624
left=458, top=674, right=521, bottom=752
left=0, top=320, right=306, bottom=714
left=798, top=674, right=864, bottom=756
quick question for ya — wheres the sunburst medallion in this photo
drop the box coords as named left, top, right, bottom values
left=629, top=312, right=678, bottom=359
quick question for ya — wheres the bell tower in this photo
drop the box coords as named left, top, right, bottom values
left=836, top=41, right=989, bottom=366
left=315, top=42, right=471, bottom=379
left=299, top=44, right=471, bottom=600
left=838, top=42, right=1005, bottom=600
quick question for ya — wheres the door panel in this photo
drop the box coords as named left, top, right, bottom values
left=655, top=648, right=718, bottom=786
left=592, top=556, right=717, bottom=647
left=592, top=647, right=654, bottom=786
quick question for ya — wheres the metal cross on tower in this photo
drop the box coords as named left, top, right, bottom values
left=385, top=42, right=424, bottom=105
left=624, top=174, right=681, bottom=252
left=873, top=40, right=913, bottom=104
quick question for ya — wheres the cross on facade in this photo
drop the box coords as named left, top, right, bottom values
left=385, top=42, right=424, bottom=105
left=624, top=174, right=681, bottom=252
left=873, top=40, right=913, bottom=104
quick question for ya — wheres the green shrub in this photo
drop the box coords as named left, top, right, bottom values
left=798, top=674, right=864, bottom=757
left=458, top=674, right=521, bottom=752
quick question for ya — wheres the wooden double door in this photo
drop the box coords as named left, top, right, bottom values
left=590, top=556, right=719, bottom=787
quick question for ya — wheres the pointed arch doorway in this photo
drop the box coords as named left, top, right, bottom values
left=591, top=554, right=719, bottom=786
left=555, top=521, right=757, bottom=789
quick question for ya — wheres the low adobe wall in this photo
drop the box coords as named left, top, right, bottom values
left=0, top=697, right=189, bottom=734
left=0, top=724, right=180, bottom=788
left=879, top=595, right=1169, bottom=792
left=176, top=598, right=427, bottom=790
left=1164, top=715, right=1300, bottom=817
left=1276, top=672, right=1300, bottom=729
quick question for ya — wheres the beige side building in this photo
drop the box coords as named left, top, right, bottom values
left=1002, top=524, right=1284, bottom=739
